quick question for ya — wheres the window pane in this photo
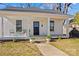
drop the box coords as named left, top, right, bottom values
left=16, top=20, right=22, bottom=32
left=50, top=21, right=54, bottom=31
left=33, top=22, right=39, bottom=27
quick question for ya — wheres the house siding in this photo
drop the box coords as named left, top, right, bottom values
left=50, top=19, right=64, bottom=35
left=0, top=10, right=70, bottom=39
left=0, top=16, right=64, bottom=37
left=0, top=17, right=2, bottom=37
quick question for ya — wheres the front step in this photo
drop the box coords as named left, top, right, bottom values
left=30, top=36, right=47, bottom=43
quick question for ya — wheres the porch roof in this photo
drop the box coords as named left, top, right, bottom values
left=0, top=7, right=73, bottom=19
left=0, top=7, right=63, bottom=15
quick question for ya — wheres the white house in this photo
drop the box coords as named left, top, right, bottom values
left=0, top=7, right=73, bottom=40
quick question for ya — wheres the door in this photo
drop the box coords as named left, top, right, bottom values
left=33, top=21, right=39, bottom=35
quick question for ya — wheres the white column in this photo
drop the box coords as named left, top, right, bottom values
left=64, top=18, right=73, bottom=38
left=1, top=17, right=4, bottom=38
left=66, top=19, right=69, bottom=38
left=47, top=18, right=50, bottom=35
left=66, top=18, right=73, bottom=38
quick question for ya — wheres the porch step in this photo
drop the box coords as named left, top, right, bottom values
left=30, top=36, right=47, bottom=42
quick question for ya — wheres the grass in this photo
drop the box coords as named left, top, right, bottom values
left=50, top=38, right=79, bottom=56
left=0, top=41, right=42, bottom=56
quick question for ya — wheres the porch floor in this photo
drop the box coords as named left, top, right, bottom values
left=0, top=34, right=68, bottom=40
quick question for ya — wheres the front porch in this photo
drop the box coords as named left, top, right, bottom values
left=0, top=14, right=70, bottom=40
left=0, top=17, right=69, bottom=40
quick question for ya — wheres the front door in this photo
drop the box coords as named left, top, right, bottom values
left=33, top=21, right=39, bottom=35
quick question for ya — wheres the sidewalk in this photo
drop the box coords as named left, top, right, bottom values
left=35, top=43, right=68, bottom=56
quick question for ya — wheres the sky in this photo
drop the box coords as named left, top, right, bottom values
left=68, top=3, right=79, bottom=15
left=0, top=3, right=79, bottom=15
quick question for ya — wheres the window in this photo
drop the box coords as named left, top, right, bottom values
left=33, top=22, right=39, bottom=27
left=16, top=20, right=22, bottom=32
left=50, top=21, right=54, bottom=31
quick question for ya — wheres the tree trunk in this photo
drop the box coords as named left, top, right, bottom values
left=63, top=3, right=71, bottom=14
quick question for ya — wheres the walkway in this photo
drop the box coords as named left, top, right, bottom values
left=35, top=43, right=68, bottom=56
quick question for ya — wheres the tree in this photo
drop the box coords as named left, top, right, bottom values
left=54, top=3, right=72, bottom=14
left=63, top=3, right=72, bottom=14
left=0, top=3, right=72, bottom=13
left=56, top=3, right=62, bottom=12
left=73, top=13, right=79, bottom=25
left=53, top=3, right=61, bottom=12
left=27, top=3, right=31, bottom=8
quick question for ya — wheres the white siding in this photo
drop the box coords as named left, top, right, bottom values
left=50, top=19, right=64, bottom=35
left=0, top=16, right=65, bottom=37
left=0, top=17, right=2, bottom=37
left=0, top=14, right=69, bottom=39
left=3, top=17, right=15, bottom=37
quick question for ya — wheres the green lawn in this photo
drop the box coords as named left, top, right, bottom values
left=0, top=41, right=42, bottom=56
left=50, top=38, right=79, bottom=56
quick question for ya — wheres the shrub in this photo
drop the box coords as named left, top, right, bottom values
left=69, top=28, right=79, bottom=38
left=58, top=36, right=62, bottom=40
left=47, top=34, right=52, bottom=39
left=13, top=39, right=16, bottom=42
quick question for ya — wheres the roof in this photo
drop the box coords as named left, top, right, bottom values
left=0, top=7, right=74, bottom=19
left=0, top=7, right=62, bottom=14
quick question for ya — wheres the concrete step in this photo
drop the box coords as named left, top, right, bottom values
left=30, top=36, right=47, bottom=42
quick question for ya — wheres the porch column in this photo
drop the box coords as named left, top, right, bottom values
left=63, top=18, right=73, bottom=38
left=47, top=18, right=50, bottom=35
left=66, top=18, right=73, bottom=38
left=1, top=17, right=4, bottom=39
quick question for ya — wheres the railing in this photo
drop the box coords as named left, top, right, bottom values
left=9, top=30, right=28, bottom=39
left=51, top=34, right=67, bottom=38
left=51, top=34, right=66, bottom=36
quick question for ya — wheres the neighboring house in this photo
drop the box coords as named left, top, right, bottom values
left=0, top=7, right=73, bottom=40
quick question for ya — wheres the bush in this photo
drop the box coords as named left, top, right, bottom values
left=69, top=28, right=79, bottom=38
left=47, top=34, right=52, bottom=39
left=13, top=39, right=16, bottom=42
left=57, top=36, right=62, bottom=40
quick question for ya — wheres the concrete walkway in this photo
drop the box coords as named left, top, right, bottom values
left=35, top=43, right=68, bottom=56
